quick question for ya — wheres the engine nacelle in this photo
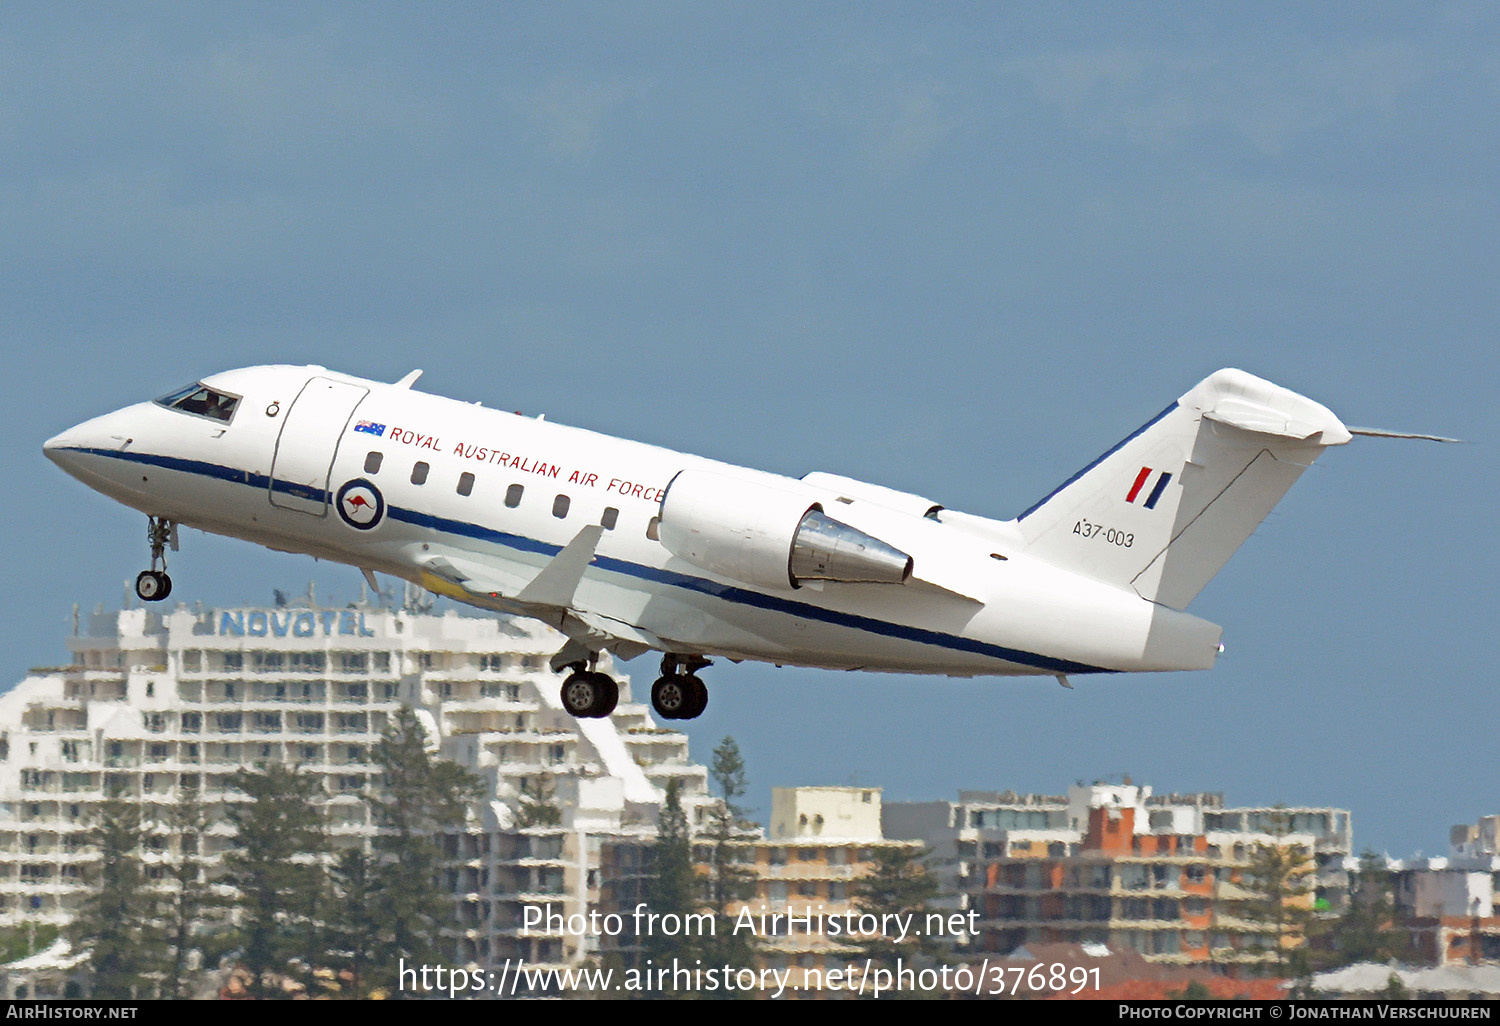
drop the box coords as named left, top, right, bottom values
left=800, top=471, right=944, bottom=519
left=659, top=470, right=913, bottom=591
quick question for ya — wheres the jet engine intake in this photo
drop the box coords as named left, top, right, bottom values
left=658, top=470, right=913, bottom=590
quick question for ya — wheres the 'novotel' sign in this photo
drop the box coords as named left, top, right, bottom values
left=215, top=609, right=378, bottom=639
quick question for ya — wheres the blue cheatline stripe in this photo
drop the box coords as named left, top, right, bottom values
left=65, top=447, right=329, bottom=503
left=58, top=446, right=1116, bottom=676
left=1143, top=471, right=1173, bottom=510
left=1016, top=401, right=1179, bottom=521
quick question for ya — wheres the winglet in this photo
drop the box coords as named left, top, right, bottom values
left=394, top=369, right=423, bottom=389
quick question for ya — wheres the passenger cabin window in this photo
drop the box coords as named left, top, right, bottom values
left=553, top=495, right=570, bottom=519
left=364, top=452, right=383, bottom=475
left=601, top=507, right=619, bottom=531
left=457, top=472, right=475, bottom=496
left=505, top=484, right=523, bottom=508
left=647, top=516, right=661, bottom=541
left=411, top=462, right=429, bottom=485
left=155, top=382, right=240, bottom=423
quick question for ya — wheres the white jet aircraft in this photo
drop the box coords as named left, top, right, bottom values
left=43, top=366, right=1447, bottom=721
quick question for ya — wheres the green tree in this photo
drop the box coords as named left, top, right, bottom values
left=639, top=777, right=700, bottom=995
left=515, top=774, right=562, bottom=828
left=852, top=845, right=940, bottom=971
left=1326, top=851, right=1414, bottom=968
left=222, top=764, right=327, bottom=999
left=70, top=789, right=164, bottom=998
left=1237, top=840, right=1316, bottom=976
left=159, top=787, right=223, bottom=999
left=0, top=924, right=59, bottom=965
left=703, top=738, right=756, bottom=978
left=366, top=705, right=483, bottom=987
left=325, top=849, right=382, bottom=999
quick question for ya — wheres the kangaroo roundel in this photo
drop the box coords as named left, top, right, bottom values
left=336, top=479, right=385, bottom=530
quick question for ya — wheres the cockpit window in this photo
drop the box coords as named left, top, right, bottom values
left=155, top=382, right=241, bottom=423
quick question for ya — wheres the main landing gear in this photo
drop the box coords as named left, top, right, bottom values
left=558, top=662, right=620, bottom=719
left=134, top=516, right=177, bottom=603
left=650, top=654, right=710, bottom=721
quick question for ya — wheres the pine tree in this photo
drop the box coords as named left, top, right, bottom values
left=70, top=789, right=164, bottom=998
left=704, top=737, right=756, bottom=978
left=159, top=787, right=222, bottom=999
left=639, top=777, right=699, bottom=995
left=222, top=763, right=327, bottom=998
left=325, top=848, right=382, bottom=999
left=1236, top=840, right=1316, bottom=976
left=365, top=705, right=482, bottom=988
left=852, top=845, right=939, bottom=970
left=515, top=774, right=563, bottom=828
left=1327, top=851, right=1413, bottom=967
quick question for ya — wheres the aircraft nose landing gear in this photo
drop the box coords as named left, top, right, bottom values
left=651, top=654, right=710, bottom=720
left=134, top=516, right=177, bottom=602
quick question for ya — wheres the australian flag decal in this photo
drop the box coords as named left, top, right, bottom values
left=354, top=420, right=386, bottom=437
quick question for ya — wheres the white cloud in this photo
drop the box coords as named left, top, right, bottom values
left=511, top=74, right=651, bottom=160
left=1004, top=37, right=1434, bottom=156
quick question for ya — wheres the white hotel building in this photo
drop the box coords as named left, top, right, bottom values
left=0, top=591, right=710, bottom=987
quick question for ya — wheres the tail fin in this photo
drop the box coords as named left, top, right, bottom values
left=1015, top=369, right=1352, bottom=610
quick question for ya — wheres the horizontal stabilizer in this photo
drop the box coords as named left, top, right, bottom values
left=1349, top=426, right=1463, bottom=443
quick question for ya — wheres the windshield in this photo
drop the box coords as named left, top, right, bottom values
left=155, top=382, right=241, bottom=423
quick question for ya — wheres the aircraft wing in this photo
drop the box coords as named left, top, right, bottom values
left=420, top=526, right=660, bottom=662
left=421, top=525, right=605, bottom=607
left=421, top=553, right=531, bottom=599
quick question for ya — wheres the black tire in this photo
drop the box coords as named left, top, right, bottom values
left=683, top=675, right=708, bottom=719
left=135, top=570, right=170, bottom=602
left=587, top=673, right=619, bottom=718
left=560, top=672, right=599, bottom=718
left=651, top=674, right=692, bottom=720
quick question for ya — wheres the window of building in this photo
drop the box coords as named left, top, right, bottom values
left=553, top=494, right=570, bottom=519
left=290, top=652, right=325, bottom=673
left=365, top=451, right=383, bottom=474
left=601, top=507, right=619, bottom=530
left=411, top=461, right=429, bottom=485
left=505, top=484, right=523, bottom=508
left=457, top=472, right=475, bottom=496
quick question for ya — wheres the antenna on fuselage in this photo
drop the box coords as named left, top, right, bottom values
left=394, top=369, right=423, bottom=389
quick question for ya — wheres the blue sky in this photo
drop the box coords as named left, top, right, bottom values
left=4, top=3, right=1494, bottom=857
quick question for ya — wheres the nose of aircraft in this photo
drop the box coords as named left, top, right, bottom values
left=43, top=410, right=131, bottom=478
left=43, top=425, right=83, bottom=470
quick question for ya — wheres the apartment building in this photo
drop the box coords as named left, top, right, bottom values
left=598, top=786, right=926, bottom=994
left=0, top=592, right=710, bottom=993
left=886, top=781, right=1352, bottom=967
left=1393, top=816, right=1500, bottom=965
